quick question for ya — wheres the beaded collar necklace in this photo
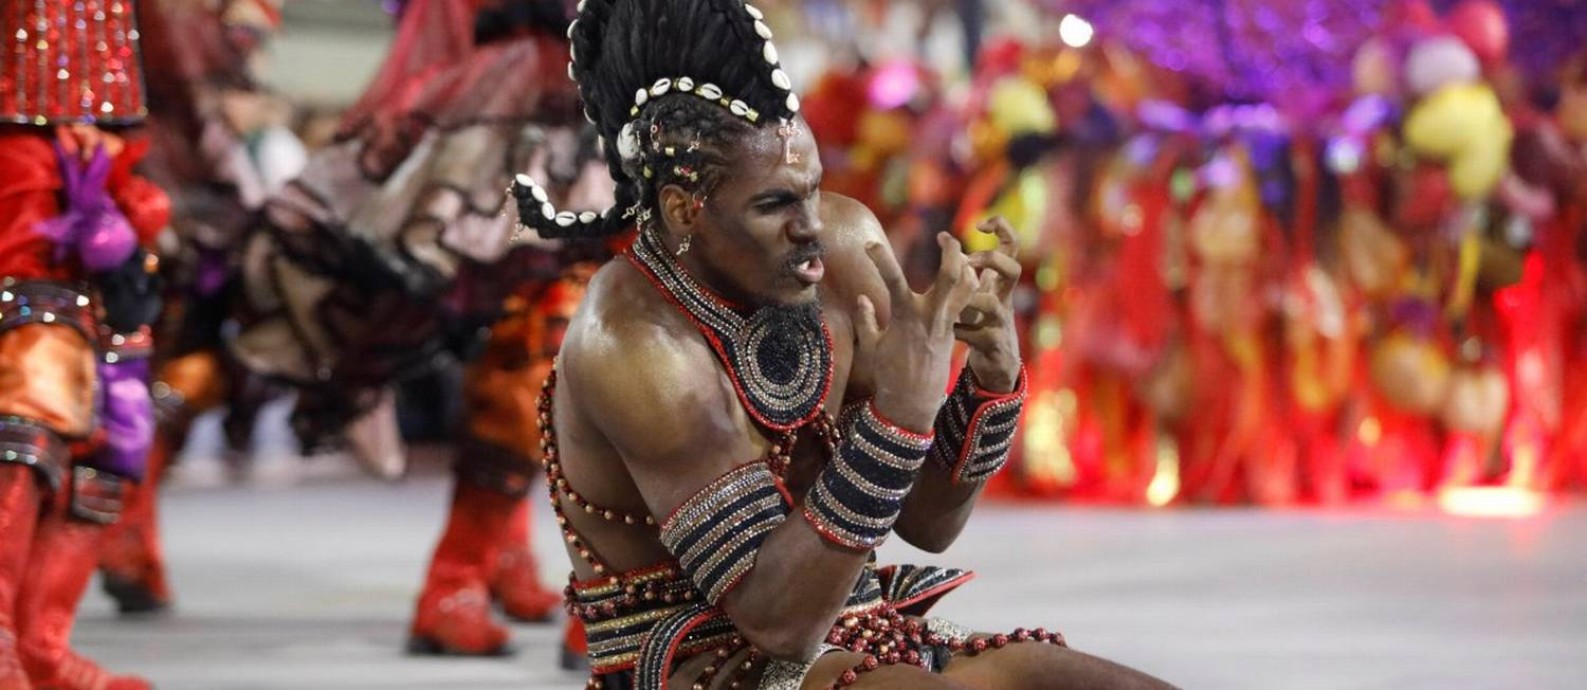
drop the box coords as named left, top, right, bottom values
left=627, top=229, right=832, bottom=432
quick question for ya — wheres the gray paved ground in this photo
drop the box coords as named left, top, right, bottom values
left=71, top=425, right=1587, bottom=689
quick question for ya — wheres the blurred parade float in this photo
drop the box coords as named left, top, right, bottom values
left=776, top=0, right=1587, bottom=511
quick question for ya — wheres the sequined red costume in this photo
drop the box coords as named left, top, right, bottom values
left=0, top=2, right=168, bottom=688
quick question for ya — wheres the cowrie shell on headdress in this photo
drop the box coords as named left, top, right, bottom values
left=746, top=4, right=765, bottom=20
left=771, top=68, right=791, bottom=90
left=577, top=0, right=586, bottom=11
left=677, top=77, right=695, bottom=92
left=567, top=19, right=578, bottom=39
left=528, top=182, right=549, bottom=203
left=541, top=203, right=556, bottom=220
left=754, top=20, right=772, bottom=39
left=635, top=88, right=649, bottom=106
left=567, top=62, right=576, bottom=81
left=786, top=92, right=801, bottom=112
left=698, top=83, right=723, bottom=100
left=617, top=121, right=640, bottom=160
left=650, top=78, right=673, bottom=96
left=555, top=212, right=578, bottom=227
left=579, top=211, right=598, bottom=224
left=763, top=41, right=779, bottom=65
left=729, top=100, right=750, bottom=117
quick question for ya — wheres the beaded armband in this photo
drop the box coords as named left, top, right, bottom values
left=0, top=280, right=97, bottom=343
left=930, top=366, right=1027, bottom=484
left=803, top=403, right=933, bottom=551
left=659, top=462, right=788, bottom=605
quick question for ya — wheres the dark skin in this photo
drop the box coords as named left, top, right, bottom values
left=553, top=121, right=1174, bottom=689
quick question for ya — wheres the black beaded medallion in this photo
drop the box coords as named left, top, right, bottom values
left=628, top=230, right=832, bottom=431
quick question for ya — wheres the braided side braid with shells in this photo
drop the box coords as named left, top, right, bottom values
left=510, top=0, right=801, bottom=240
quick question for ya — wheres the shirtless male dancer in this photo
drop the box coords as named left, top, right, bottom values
left=510, top=1, right=1180, bottom=687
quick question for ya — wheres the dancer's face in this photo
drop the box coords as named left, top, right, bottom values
left=671, top=121, right=826, bottom=308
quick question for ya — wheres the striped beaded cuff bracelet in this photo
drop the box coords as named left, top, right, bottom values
left=660, top=462, right=788, bottom=604
left=931, top=366, right=1027, bottom=484
left=803, top=402, right=933, bottom=550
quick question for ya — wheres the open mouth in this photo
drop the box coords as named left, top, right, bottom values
left=792, top=255, right=825, bottom=285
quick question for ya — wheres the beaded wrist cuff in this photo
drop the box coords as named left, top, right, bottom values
left=931, top=366, right=1027, bottom=484
left=0, top=416, right=69, bottom=489
left=834, top=398, right=868, bottom=439
left=660, top=462, right=788, bottom=604
left=803, top=403, right=933, bottom=551
left=0, top=280, right=96, bottom=344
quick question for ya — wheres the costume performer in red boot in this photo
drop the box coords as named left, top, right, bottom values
left=453, top=269, right=596, bottom=629
left=0, top=2, right=169, bottom=686
left=228, top=0, right=611, bottom=657
left=90, top=0, right=296, bottom=618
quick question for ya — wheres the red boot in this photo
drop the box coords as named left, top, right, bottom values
left=97, top=438, right=170, bottom=616
left=407, top=480, right=516, bottom=656
left=27, top=653, right=146, bottom=690
left=17, top=477, right=151, bottom=690
left=560, top=618, right=588, bottom=672
left=489, top=500, right=559, bottom=623
left=0, top=465, right=42, bottom=690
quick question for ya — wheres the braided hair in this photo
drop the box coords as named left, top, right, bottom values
left=511, top=0, right=801, bottom=239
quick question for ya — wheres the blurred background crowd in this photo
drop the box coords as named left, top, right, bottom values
left=172, top=0, right=1587, bottom=513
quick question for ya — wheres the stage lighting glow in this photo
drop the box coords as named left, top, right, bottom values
left=868, top=61, right=921, bottom=110
left=1059, top=14, right=1094, bottom=48
left=1357, top=417, right=1382, bottom=446
left=1146, top=441, right=1180, bottom=507
left=1437, top=487, right=1545, bottom=518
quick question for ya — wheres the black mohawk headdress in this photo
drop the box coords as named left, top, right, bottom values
left=510, top=0, right=802, bottom=241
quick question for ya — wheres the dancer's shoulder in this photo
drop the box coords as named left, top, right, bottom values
left=561, top=259, right=723, bottom=404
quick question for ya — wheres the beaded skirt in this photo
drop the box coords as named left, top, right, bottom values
left=569, top=558, right=978, bottom=689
